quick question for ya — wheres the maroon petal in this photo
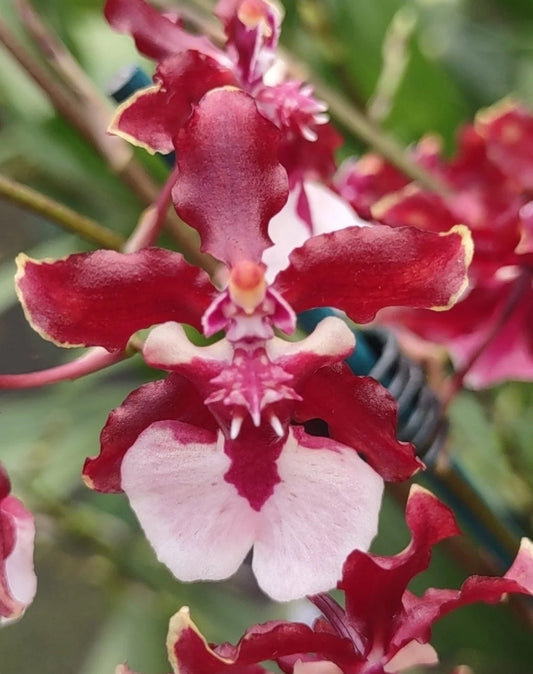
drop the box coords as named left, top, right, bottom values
left=169, top=607, right=350, bottom=674
left=338, top=486, right=459, bottom=656
left=110, top=52, right=238, bottom=154
left=373, top=183, right=521, bottom=263
left=109, top=85, right=175, bottom=154
left=294, top=363, right=422, bottom=481
left=273, top=224, right=473, bottom=322
left=391, top=538, right=533, bottom=655
left=277, top=121, right=342, bottom=186
left=105, top=0, right=221, bottom=62
left=388, top=276, right=533, bottom=388
left=215, top=0, right=282, bottom=88
left=83, top=373, right=216, bottom=493
left=173, top=88, right=289, bottom=266
left=372, top=188, right=457, bottom=233
left=16, top=248, right=214, bottom=350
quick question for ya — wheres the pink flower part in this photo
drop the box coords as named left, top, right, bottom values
left=115, top=665, right=142, bottom=674
left=121, top=420, right=383, bottom=601
left=202, top=261, right=296, bottom=341
left=0, top=464, right=37, bottom=623
left=215, top=0, right=283, bottom=89
left=143, top=314, right=355, bottom=440
left=15, top=248, right=214, bottom=350
left=172, top=88, right=289, bottom=266
left=110, top=52, right=238, bottom=155
left=105, top=0, right=224, bottom=62
left=383, top=641, right=438, bottom=672
left=273, top=223, right=473, bottom=323
left=294, top=662, right=343, bottom=674
left=394, top=277, right=533, bottom=388
left=256, top=81, right=329, bottom=142
left=518, top=201, right=533, bottom=255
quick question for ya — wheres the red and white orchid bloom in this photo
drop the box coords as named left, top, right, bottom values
left=336, top=100, right=533, bottom=388
left=15, top=89, right=471, bottom=600
left=105, top=0, right=343, bottom=232
left=0, top=463, right=37, bottom=625
left=146, top=487, right=533, bottom=674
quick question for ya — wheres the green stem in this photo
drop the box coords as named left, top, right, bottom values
left=0, top=173, right=125, bottom=249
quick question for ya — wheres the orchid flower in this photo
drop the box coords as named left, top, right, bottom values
left=105, top=0, right=343, bottom=231
left=336, top=100, right=533, bottom=388
left=14, top=88, right=471, bottom=600
left=0, top=463, right=37, bottom=625
left=147, top=487, right=533, bottom=674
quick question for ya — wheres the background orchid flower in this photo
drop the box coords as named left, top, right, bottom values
left=15, top=88, right=472, bottom=600
left=0, top=463, right=37, bottom=625
left=105, top=0, right=342, bottom=232
left=155, top=487, right=533, bottom=674
left=336, top=100, right=533, bottom=388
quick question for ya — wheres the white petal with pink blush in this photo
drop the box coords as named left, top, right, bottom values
left=120, top=421, right=383, bottom=601
left=0, top=496, right=37, bottom=625
left=264, top=180, right=369, bottom=279
left=253, top=426, right=383, bottom=600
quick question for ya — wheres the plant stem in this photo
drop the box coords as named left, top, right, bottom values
left=0, top=347, right=128, bottom=389
left=0, top=173, right=125, bottom=249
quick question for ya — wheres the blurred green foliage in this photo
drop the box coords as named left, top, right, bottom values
left=0, top=0, right=532, bottom=672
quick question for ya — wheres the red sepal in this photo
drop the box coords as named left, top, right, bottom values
left=173, top=88, right=288, bottom=266
left=84, top=374, right=216, bottom=493
left=294, top=363, right=422, bottom=481
left=111, top=52, right=237, bottom=154
left=274, top=224, right=472, bottom=324
left=16, top=248, right=214, bottom=350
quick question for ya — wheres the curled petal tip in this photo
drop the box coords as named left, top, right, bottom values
left=432, top=224, right=474, bottom=311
